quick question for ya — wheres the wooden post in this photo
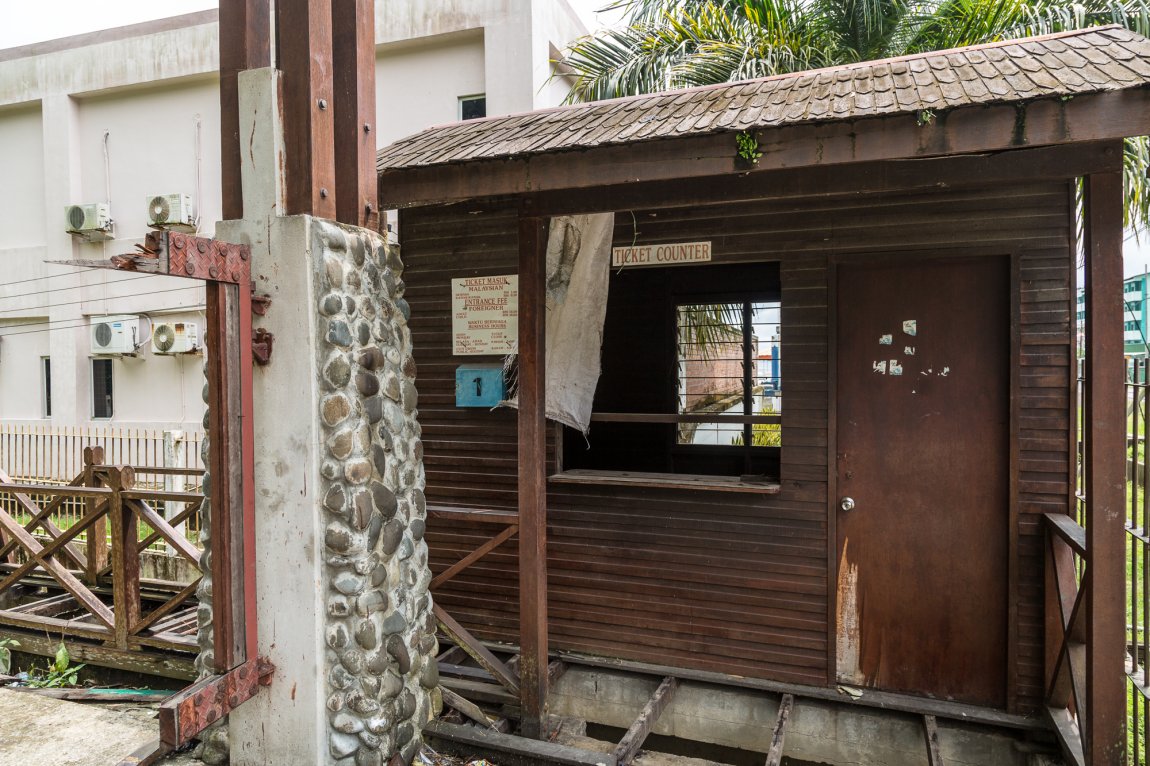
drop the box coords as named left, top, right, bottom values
left=108, top=465, right=139, bottom=650
left=206, top=281, right=249, bottom=670
left=331, top=0, right=379, bottom=230
left=84, top=446, right=107, bottom=584
left=1083, top=166, right=1126, bottom=765
left=219, top=0, right=271, bottom=219
left=277, top=0, right=337, bottom=219
left=517, top=214, right=549, bottom=739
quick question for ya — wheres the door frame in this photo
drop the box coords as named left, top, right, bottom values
left=824, top=247, right=1021, bottom=711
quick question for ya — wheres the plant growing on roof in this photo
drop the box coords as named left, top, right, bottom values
left=736, top=130, right=763, bottom=162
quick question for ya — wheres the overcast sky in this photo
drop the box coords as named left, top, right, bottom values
left=0, top=1, right=622, bottom=49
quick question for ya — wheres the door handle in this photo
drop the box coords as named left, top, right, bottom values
left=840, top=497, right=856, bottom=512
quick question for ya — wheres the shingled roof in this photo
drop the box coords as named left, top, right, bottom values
left=378, top=25, right=1150, bottom=172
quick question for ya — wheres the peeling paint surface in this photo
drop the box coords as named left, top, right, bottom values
left=835, top=541, right=865, bottom=686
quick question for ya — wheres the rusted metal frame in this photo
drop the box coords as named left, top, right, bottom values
left=219, top=0, right=271, bottom=220
left=127, top=499, right=201, bottom=565
left=0, top=499, right=108, bottom=594
left=434, top=604, right=520, bottom=696
left=764, top=693, right=794, bottom=766
left=159, top=656, right=274, bottom=748
left=277, top=0, right=337, bottom=218
left=331, top=0, right=378, bottom=229
left=825, top=256, right=838, bottom=687
left=517, top=211, right=550, bottom=739
left=379, top=96, right=1140, bottom=209
left=0, top=469, right=90, bottom=570
left=1007, top=251, right=1022, bottom=714
left=133, top=577, right=203, bottom=635
left=0, top=499, right=113, bottom=627
left=85, top=446, right=108, bottom=583
left=922, top=714, right=944, bottom=766
left=1082, top=167, right=1127, bottom=764
left=108, top=466, right=141, bottom=650
left=614, top=676, right=679, bottom=765
left=430, top=524, right=518, bottom=590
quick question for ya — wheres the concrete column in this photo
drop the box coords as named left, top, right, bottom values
left=210, top=68, right=436, bottom=766
left=39, top=94, right=84, bottom=425
left=483, top=0, right=535, bottom=116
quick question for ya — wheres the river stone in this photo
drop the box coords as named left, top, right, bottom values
left=340, top=648, right=366, bottom=675
left=329, top=429, right=355, bottom=460
left=325, top=355, right=352, bottom=388
left=419, top=657, right=439, bottom=689
left=408, top=518, right=425, bottom=541
left=365, top=715, right=391, bottom=735
left=355, top=618, right=379, bottom=650
left=357, top=321, right=371, bottom=345
left=322, top=394, right=352, bottom=426
left=345, top=459, right=372, bottom=485
left=352, top=491, right=373, bottom=530
left=333, top=571, right=365, bottom=596
left=324, top=485, right=346, bottom=514
left=356, top=372, right=380, bottom=397
left=380, top=520, right=404, bottom=556
left=370, top=563, right=388, bottom=588
left=366, top=651, right=389, bottom=676
left=333, top=712, right=364, bottom=734
left=327, top=622, right=350, bottom=650
left=325, top=257, right=345, bottom=288
left=320, top=293, right=343, bottom=316
left=328, top=595, right=351, bottom=618
left=330, top=732, right=360, bottom=760
left=401, top=381, right=418, bottom=412
left=329, top=663, right=354, bottom=690
left=371, top=482, right=397, bottom=519
left=345, top=296, right=357, bottom=317
left=327, top=320, right=353, bottom=347
left=381, top=611, right=406, bottom=636
left=364, top=396, right=383, bottom=424
left=386, top=635, right=411, bottom=675
left=325, top=522, right=354, bottom=554
left=360, top=347, right=386, bottom=371
left=380, top=670, right=403, bottom=699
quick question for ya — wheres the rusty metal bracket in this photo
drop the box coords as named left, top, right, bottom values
left=49, top=231, right=252, bottom=285
left=252, top=328, right=274, bottom=366
left=158, top=656, right=274, bottom=748
left=250, top=291, right=272, bottom=316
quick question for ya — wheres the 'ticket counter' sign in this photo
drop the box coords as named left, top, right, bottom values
left=451, top=275, right=519, bottom=355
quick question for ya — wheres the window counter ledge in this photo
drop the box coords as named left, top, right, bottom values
left=549, top=469, right=781, bottom=494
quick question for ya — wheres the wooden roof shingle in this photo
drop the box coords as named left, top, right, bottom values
left=378, top=26, right=1150, bottom=172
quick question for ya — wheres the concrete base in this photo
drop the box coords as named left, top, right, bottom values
left=549, top=667, right=1062, bottom=766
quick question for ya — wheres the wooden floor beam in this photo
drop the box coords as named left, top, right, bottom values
left=434, top=605, right=520, bottom=696
left=923, top=714, right=944, bottom=766
left=764, top=694, right=794, bottom=766
left=614, top=676, right=679, bottom=765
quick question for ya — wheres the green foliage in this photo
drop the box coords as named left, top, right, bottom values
left=563, top=0, right=1150, bottom=230
left=916, top=108, right=935, bottom=126
left=736, top=130, right=764, bottom=162
left=0, top=637, right=19, bottom=675
left=25, top=642, right=85, bottom=688
left=731, top=397, right=782, bottom=446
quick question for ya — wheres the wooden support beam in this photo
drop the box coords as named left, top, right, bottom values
left=518, top=213, right=549, bottom=739
left=431, top=524, right=518, bottom=590
left=109, top=467, right=140, bottom=649
left=440, top=686, right=497, bottom=728
left=1082, top=165, right=1127, bottom=765
left=331, top=0, right=378, bottom=229
left=0, top=468, right=89, bottom=570
left=434, top=604, right=520, bottom=696
left=614, top=676, right=678, bottom=765
left=425, top=720, right=620, bottom=766
left=219, top=0, right=271, bottom=219
left=84, top=446, right=108, bottom=584
left=922, top=714, right=944, bottom=766
left=0, top=628, right=196, bottom=680
left=277, top=0, right=337, bottom=218
left=764, top=694, right=794, bottom=766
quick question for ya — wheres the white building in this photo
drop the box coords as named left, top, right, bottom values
left=0, top=2, right=585, bottom=439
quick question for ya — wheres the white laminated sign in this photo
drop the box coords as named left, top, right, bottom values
left=451, top=275, right=518, bottom=355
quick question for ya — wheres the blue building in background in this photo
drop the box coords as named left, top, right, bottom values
left=1076, top=271, right=1149, bottom=358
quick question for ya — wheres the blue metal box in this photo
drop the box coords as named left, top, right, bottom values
left=455, top=364, right=506, bottom=408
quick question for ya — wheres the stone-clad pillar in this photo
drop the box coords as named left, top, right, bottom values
left=213, top=215, right=437, bottom=766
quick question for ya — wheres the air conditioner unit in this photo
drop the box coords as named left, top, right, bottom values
left=146, top=193, right=195, bottom=229
left=64, top=203, right=113, bottom=240
left=90, top=315, right=140, bottom=355
left=151, top=322, right=200, bottom=354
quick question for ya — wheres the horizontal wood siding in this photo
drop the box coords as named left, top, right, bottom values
left=402, top=179, right=1071, bottom=704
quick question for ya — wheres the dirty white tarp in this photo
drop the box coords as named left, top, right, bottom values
left=503, top=213, right=614, bottom=434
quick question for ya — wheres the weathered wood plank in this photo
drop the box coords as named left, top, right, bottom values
left=440, top=686, right=496, bottom=728
left=614, top=676, right=679, bottom=765
left=431, top=525, right=518, bottom=590
left=923, top=714, right=944, bottom=766
left=425, top=720, right=620, bottom=766
left=764, top=694, right=794, bottom=766
left=434, top=604, right=520, bottom=696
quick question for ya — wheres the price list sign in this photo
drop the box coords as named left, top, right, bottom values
left=451, top=275, right=519, bottom=355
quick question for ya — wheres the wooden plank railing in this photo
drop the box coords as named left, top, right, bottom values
left=0, top=446, right=203, bottom=655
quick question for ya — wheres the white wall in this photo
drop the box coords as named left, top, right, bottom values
left=376, top=32, right=486, bottom=147
left=0, top=0, right=585, bottom=434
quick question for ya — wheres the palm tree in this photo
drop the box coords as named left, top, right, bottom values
left=565, top=0, right=1150, bottom=229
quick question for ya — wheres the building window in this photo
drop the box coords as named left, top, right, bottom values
left=92, top=358, right=113, bottom=419
left=675, top=301, right=781, bottom=451
left=459, top=94, right=486, bottom=121
left=41, top=357, right=51, bottom=418
left=562, top=262, right=782, bottom=481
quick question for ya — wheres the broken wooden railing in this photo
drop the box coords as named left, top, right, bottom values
left=0, top=446, right=204, bottom=674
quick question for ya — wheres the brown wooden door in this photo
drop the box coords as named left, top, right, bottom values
left=835, top=256, right=1009, bottom=708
